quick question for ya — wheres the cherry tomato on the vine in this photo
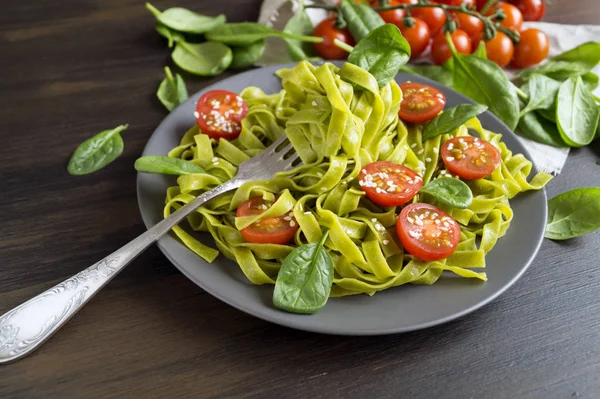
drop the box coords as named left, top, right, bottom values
left=359, top=161, right=423, bottom=207
left=376, top=0, right=418, bottom=25
left=475, top=0, right=489, bottom=9
left=411, top=2, right=447, bottom=36
left=484, top=2, right=524, bottom=31
left=512, top=28, right=549, bottom=68
left=431, top=29, right=472, bottom=65
left=397, top=17, right=431, bottom=58
left=396, top=203, right=461, bottom=262
left=510, top=0, right=545, bottom=21
left=236, top=196, right=299, bottom=245
left=452, top=11, right=484, bottom=40
left=441, top=136, right=501, bottom=180
left=312, top=17, right=355, bottom=60
left=473, top=31, right=514, bottom=67
left=398, top=82, right=447, bottom=123
left=195, top=90, right=248, bottom=140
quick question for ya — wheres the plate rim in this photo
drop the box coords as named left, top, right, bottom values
left=136, top=62, right=548, bottom=335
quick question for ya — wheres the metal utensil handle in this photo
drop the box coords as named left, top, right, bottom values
left=0, top=179, right=239, bottom=364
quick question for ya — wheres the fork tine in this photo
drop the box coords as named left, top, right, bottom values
left=267, top=135, right=288, bottom=154
left=282, top=153, right=301, bottom=171
left=277, top=142, right=294, bottom=155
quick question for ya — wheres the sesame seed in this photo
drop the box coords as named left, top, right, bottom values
left=304, top=211, right=311, bottom=215
left=212, top=157, right=219, bottom=162
left=446, top=156, right=455, bottom=162
left=415, top=218, right=424, bottom=226
left=425, top=157, right=432, bottom=163
left=371, top=218, right=377, bottom=222
left=418, top=149, right=424, bottom=155
left=375, top=224, right=383, bottom=231
left=321, top=187, right=327, bottom=191
left=311, top=100, right=318, bottom=106
left=407, top=217, right=414, bottom=224
left=193, top=111, right=200, bottom=118
left=383, top=239, right=390, bottom=245
left=290, top=220, right=296, bottom=227
left=284, top=216, right=291, bottom=221
left=433, top=147, right=439, bottom=153
left=411, top=143, right=417, bottom=148
left=317, top=172, right=323, bottom=177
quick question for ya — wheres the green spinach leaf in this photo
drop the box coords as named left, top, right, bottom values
left=338, top=0, right=385, bottom=41
left=206, top=22, right=321, bottom=47
left=134, top=155, right=207, bottom=175
left=67, top=125, right=128, bottom=175
left=420, top=177, right=473, bottom=209
left=155, top=23, right=184, bottom=48
left=556, top=76, right=600, bottom=147
left=230, top=39, right=265, bottom=69
left=517, top=112, right=567, bottom=147
left=347, top=24, right=410, bottom=87
left=519, top=73, right=561, bottom=117
left=537, top=107, right=556, bottom=123
left=451, top=53, right=520, bottom=130
left=545, top=187, right=600, bottom=240
left=472, top=40, right=487, bottom=59
left=283, top=9, right=318, bottom=61
left=172, top=41, right=232, bottom=76
left=273, top=231, right=334, bottom=314
left=422, top=103, right=488, bottom=140
left=552, top=41, right=600, bottom=68
left=582, top=72, right=599, bottom=92
left=399, top=64, right=453, bottom=87
left=146, top=3, right=225, bottom=34
left=516, top=60, right=591, bottom=82
left=157, top=66, right=188, bottom=111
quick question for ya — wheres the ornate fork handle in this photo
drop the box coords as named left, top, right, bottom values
left=0, top=179, right=240, bottom=364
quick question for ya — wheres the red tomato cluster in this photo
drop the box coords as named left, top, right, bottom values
left=311, top=0, right=549, bottom=69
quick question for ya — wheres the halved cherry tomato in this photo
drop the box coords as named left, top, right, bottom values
left=376, top=0, right=417, bottom=25
left=484, top=2, right=523, bottom=31
left=512, top=28, right=549, bottom=68
left=452, top=11, right=484, bottom=40
left=312, top=17, right=355, bottom=60
left=396, top=17, right=431, bottom=58
left=195, top=90, right=248, bottom=140
left=398, top=82, right=447, bottom=123
left=510, top=0, right=545, bottom=21
left=359, top=161, right=423, bottom=207
left=236, top=196, right=298, bottom=244
left=431, top=29, right=472, bottom=65
left=412, top=3, right=447, bottom=36
left=396, top=203, right=461, bottom=261
left=473, top=31, right=514, bottom=67
left=441, top=136, right=501, bottom=180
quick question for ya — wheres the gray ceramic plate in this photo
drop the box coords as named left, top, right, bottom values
left=137, top=63, right=547, bottom=335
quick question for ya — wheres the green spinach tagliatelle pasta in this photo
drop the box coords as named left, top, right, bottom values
left=163, top=61, right=551, bottom=297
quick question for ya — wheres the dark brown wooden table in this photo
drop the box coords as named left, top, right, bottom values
left=1, top=1, right=599, bottom=397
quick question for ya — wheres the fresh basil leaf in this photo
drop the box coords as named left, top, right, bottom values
left=156, top=66, right=188, bottom=112
left=399, top=64, right=453, bottom=87
left=338, top=0, right=385, bottom=41
left=229, top=40, right=265, bottom=69
left=347, top=24, right=410, bottom=87
left=545, top=187, right=600, bottom=240
left=155, top=23, right=184, bottom=48
left=206, top=22, right=320, bottom=47
left=552, top=41, right=600, bottom=69
left=172, top=41, right=232, bottom=76
left=519, top=74, right=561, bottom=117
left=134, top=155, right=207, bottom=175
left=472, top=40, right=487, bottom=59
left=422, top=104, right=488, bottom=140
left=146, top=2, right=225, bottom=35
left=67, top=125, right=128, bottom=175
left=283, top=9, right=318, bottom=61
left=451, top=53, right=520, bottom=130
left=273, top=232, right=334, bottom=314
left=556, top=76, right=600, bottom=147
left=420, top=177, right=473, bottom=209
left=517, top=112, right=567, bottom=148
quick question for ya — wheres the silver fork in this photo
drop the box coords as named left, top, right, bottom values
left=0, top=135, right=300, bottom=364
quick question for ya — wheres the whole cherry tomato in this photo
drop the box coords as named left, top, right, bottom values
left=485, top=2, right=524, bottom=31
left=510, top=0, right=545, bottom=21
left=512, top=28, right=549, bottom=68
left=473, top=31, right=514, bottom=67
left=412, top=2, right=447, bottom=36
left=312, top=17, right=355, bottom=60
left=376, top=0, right=418, bottom=25
left=431, top=29, right=472, bottom=65
left=397, top=17, right=431, bottom=58
left=452, top=11, right=484, bottom=40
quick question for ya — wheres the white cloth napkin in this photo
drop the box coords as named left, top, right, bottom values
left=258, top=0, right=600, bottom=175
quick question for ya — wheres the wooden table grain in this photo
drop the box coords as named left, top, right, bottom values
left=1, top=1, right=599, bottom=398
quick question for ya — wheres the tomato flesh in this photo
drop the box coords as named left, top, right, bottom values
left=236, top=197, right=298, bottom=245
left=359, top=161, right=423, bottom=207
left=195, top=90, right=248, bottom=140
left=398, top=82, right=446, bottom=124
left=397, top=203, right=461, bottom=261
left=441, top=136, right=501, bottom=180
